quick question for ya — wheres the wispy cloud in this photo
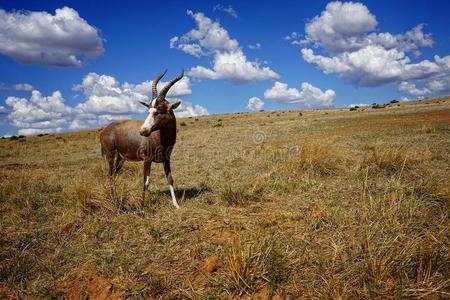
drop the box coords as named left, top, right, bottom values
left=14, top=83, right=34, bottom=91
left=248, top=43, right=261, bottom=50
left=213, top=4, right=238, bottom=18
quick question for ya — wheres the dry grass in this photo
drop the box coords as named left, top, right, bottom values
left=1, top=97, right=449, bottom=299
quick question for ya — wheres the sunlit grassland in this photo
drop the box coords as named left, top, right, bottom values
left=1, top=97, right=449, bottom=299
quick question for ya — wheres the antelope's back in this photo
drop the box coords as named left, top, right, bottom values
left=100, top=120, right=145, bottom=160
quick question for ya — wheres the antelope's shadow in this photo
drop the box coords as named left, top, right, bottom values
left=148, top=184, right=211, bottom=202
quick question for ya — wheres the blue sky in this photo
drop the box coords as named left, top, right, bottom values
left=0, top=0, right=449, bottom=136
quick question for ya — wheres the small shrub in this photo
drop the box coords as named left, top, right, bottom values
left=180, top=121, right=187, bottom=127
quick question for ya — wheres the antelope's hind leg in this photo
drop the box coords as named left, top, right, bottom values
left=141, top=161, right=152, bottom=211
left=114, top=153, right=124, bottom=174
left=105, top=150, right=116, bottom=177
left=163, top=160, right=180, bottom=209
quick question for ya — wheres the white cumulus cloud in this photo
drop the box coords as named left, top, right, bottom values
left=5, top=90, right=73, bottom=135
left=246, top=97, right=264, bottom=111
left=174, top=101, right=209, bottom=118
left=347, top=103, right=370, bottom=108
left=303, top=1, right=377, bottom=53
left=264, top=81, right=335, bottom=107
left=0, top=7, right=103, bottom=66
left=131, top=76, right=192, bottom=98
left=170, top=11, right=279, bottom=83
left=397, top=81, right=430, bottom=96
left=298, top=1, right=448, bottom=96
left=4, top=73, right=208, bottom=135
left=73, top=73, right=148, bottom=115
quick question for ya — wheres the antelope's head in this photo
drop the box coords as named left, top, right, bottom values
left=139, top=70, right=183, bottom=137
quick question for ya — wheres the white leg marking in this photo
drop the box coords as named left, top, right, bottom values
left=145, top=176, right=150, bottom=187
left=169, top=185, right=180, bottom=209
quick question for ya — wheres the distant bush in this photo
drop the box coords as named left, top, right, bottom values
left=390, top=99, right=399, bottom=104
left=180, top=122, right=187, bottom=127
left=9, top=136, right=19, bottom=140
left=372, top=104, right=386, bottom=109
left=349, top=107, right=358, bottom=111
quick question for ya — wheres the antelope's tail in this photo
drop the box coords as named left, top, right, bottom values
left=100, top=144, right=106, bottom=159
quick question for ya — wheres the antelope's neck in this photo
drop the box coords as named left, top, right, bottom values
left=160, top=122, right=177, bottom=146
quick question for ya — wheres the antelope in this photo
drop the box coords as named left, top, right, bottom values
left=100, top=70, right=183, bottom=210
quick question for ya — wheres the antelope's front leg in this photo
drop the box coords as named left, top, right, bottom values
left=163, top=160, right=180, bottom=209
left=141, top=160, right=152, bottom=211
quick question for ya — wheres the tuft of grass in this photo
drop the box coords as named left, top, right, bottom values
left=295, top=142, right=348, bottom=176
left=362, top=144, right=418, bottom=174
left=220, top=184, right=263, bottom=206
left=220, top=228, right=286, bottom=295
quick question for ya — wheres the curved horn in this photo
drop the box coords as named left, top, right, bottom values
left=158, top=70, right=184, bottom=100
left=151, top=69, right=167, bottom=100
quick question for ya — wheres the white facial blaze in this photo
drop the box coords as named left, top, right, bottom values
left=141, top=107, right=156, bottom=132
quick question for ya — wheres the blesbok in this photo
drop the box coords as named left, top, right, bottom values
left=100, top=70, right=183, bottom=209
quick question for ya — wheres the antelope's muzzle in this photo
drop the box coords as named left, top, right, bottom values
left=139, top=128, right=151, bottom=137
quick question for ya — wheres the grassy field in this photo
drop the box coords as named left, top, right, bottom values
left=1, top=97, right=449, bottom=299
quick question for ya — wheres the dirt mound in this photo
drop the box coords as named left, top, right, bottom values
left=60, top=273, right=123, bottom=300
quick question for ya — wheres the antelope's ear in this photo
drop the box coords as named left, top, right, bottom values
left=139, top=101, right=150, bottom=108
left=169, top=101, right=181, bottom=110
